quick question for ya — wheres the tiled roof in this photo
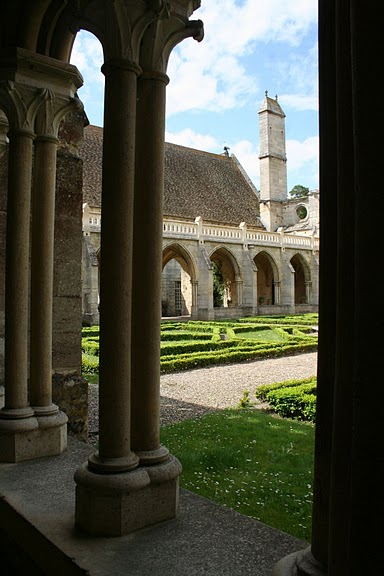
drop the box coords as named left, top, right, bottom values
left=80, top=125, right=264, bottom=228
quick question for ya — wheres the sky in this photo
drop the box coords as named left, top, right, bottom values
left=70, top=1, right=319, bottom=193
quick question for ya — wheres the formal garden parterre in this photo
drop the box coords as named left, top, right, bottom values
left=82, top=313, right=319, bottom=423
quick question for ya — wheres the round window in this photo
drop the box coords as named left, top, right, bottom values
left=296, top=205, right=308, bottom=220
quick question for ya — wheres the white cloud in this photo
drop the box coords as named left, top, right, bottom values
left=286, top=136, right=319, bottom=189
left=165, top=128, right=221, bottom=152
left=286, top=136, right=319, bottom=171
left=281, top=94, right=318, bottom=112
left=70, top=32, right=104, bottom=86
left=166, top=0, right=318, bottom=117
left=230, top=140, right=260, bottom=187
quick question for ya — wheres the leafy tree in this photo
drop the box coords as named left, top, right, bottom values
left=289, top=185, right=309, bottom=198
left=212, top=261, right=224, bottom=307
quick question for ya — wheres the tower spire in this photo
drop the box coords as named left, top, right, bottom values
left=258, top=90, right=288, bottom=231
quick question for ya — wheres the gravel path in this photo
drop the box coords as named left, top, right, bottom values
left=88, top=352, right=317, bottom=442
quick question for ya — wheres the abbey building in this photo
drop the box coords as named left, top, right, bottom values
left=82, top=92, right=319, bottom=324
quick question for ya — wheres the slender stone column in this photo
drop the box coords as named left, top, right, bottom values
left=29, top=132, right=60, bottom=415
left=29, top=93, right=81, bottom=449
left=75, top=58, right=160, bottom=536
left=88, top=59, right=141, bottom=473
left=305, top=281, right=312, bottom=305
left=28, top=108, right=69, bottom=456
left=0, top=126, right=39, bottom=461
left=2, top=128, right=35, bottom=419
left=235, top=276, right=243, bottom=306
left=190, top=279, right=198, bottom=318
left=131, top=70, right=170, bottom=465
left=273, top=280, right=281, bottom=305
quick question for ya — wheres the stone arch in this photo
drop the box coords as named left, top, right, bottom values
left=162, top=242, right=198, bottom=317
left=162, top=242, right=197, bottom=280
left=290, top=253, right=311, bottom=304
left=254, top=250, right=279, bottom=305
left=209, top=246, right=241, bottom=308
left=14, top=1, right=130, bottom=63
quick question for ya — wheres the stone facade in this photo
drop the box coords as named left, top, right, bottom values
left=81, top=94, right=319, bottom=324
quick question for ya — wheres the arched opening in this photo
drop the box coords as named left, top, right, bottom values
left=71, top=30, right=105, bottom=328
left=210, top=247, right=240, bottom=308
left=162, top=243, right=197, bottom=318
left=254, top=250, right=278, bottom=305
left=70, top=30, right=105, bottom=127
left=290, top=253, right=310, bottom=304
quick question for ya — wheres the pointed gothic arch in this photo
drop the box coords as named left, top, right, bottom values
left=254, top=250, right=279, bottom=305
left=162, top=242, right=198, bottom=317
left=290, top=253, right=311, bottom=305
left=209, top=246, right=242, bottom=308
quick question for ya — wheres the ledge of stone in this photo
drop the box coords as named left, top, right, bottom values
left=0, top=438, right=307, bottom=575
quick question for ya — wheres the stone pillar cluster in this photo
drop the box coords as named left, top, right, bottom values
left=74, top=10, right=204, bottom=536
left=0, top=59, right=83, bottom=461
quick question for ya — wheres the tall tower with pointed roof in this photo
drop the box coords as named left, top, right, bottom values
left=258, top=91, right=287, bottom=231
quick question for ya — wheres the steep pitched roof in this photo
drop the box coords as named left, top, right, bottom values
left=80, top=125, right=264, bottom=228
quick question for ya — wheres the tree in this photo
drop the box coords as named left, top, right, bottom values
left=212, top=261, right=224, bottom=307
left=289, top=184, right=310, bottom=198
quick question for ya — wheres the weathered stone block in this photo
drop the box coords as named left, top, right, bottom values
left=0, top=411, right=67, bottom=462
left=74, top=455, right=182, bottom=536
left=52, top=372, right=88, bottom=442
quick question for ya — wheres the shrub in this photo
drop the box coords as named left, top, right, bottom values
left=82, top=354, right=99, bottom=374
left=82, top=339, right=99, bottom=356
left=256, top=378, right=317, bottom=422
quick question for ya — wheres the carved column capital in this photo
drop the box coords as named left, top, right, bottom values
left=34, top=90, right=83, bottom=140
left=139, top=9, right=204, bottom=75
left=0, top=81, right=43, bottom=135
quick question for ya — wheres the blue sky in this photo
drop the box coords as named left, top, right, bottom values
left=70, top=1, right=319, bottom=193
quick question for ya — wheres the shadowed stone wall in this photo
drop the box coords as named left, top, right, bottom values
left=52, top=110, right=88, bottom=441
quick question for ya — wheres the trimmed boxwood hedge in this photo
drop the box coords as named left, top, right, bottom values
left=256, top=377, right=317, bottom=422
left=81, top=315, right=318, bottom=377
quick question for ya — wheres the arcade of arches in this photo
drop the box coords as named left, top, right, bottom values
left=160, top=244, right=314, bottom=318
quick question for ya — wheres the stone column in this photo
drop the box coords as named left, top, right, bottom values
left=305, top=280, right=312, bottom=305
left=0, top=112, right=39, bottom=461
left=190, top=279, right=198, bottom=319
left=74, top=59, right=151, bottom=536
left=90, top=59, right=141, bottom=473
left=131, top=70, right=171, bottom=465
left=274, top=280, right=281, bottom=305
left=29, top=98, right=75, bottom=453
left=2, top=127, right=35, bottom=417
left=128, top=11, right=203, bottom=526
left=235, top=276, right=243, bottom=306
left=30, top=130, right=59, bottom=415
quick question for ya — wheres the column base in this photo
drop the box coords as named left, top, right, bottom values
left=0, top=410, right=68, bottom=462
left=272, top=546, right=327, bottom=576
left=74, top=454, right=182, bottom=536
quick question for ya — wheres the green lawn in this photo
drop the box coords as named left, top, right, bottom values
left=161, top=407, right=315, bottom=543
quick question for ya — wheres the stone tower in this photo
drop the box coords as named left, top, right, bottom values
left=258, top=91, right=288, bottom=231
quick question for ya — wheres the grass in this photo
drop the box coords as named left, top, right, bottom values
left=82, top=315, right=317, bottom=541
left=161, top=407, right=315, bottom=543
left=234, top=328, right=287, bottom=341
